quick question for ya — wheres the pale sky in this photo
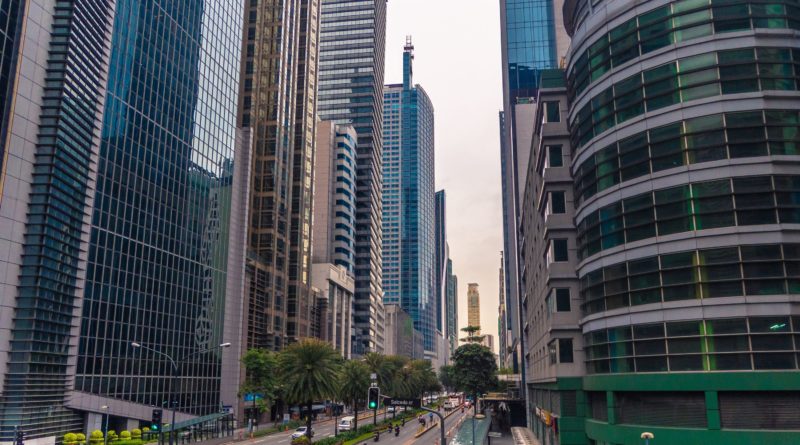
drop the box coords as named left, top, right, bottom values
left=384, top=0, right=505, bottom=351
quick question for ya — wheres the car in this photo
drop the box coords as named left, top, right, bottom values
left=338, top=416, right=355, bottom=432
left=291, top=427, right=313, bottom=439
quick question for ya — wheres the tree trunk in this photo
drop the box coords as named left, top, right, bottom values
left=306, top=401, right=313, bottom=438
left=353, top=399, right=359, bottom=431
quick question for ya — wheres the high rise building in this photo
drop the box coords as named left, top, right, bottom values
left=239, top=0, right=298, bottom=351
left=240, top=0, right=322, bottom=349
left=467, top=284, right=481, bottom=333
left=383, top=38, right=437, bottom=360
left=313, top=122, right=358, bottom=274
left=515, top=0, right=800, bottom=442
left=499, top=253, right=508, bottom=369
left=312, top=121, right=359, bottom=359
left=318, top=0, right=387, bottom=355
left=384, top=304, right=424, bottom=359
left=446, top=260, right=458, bottom=356
left=0, top=0, right=246, bottom=439
left=435, top=191, right=448, bottom=336
left=288, top=0, right=323, bottom=342
left=498, top=0, right=571, bottom=388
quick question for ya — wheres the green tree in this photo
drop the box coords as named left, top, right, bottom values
left=279, top=339, right=341, bottom=437
left=452, top=343, right=498, bottom=413
left=363, top=352, right=392, bottom=390
left=438, top=365, right=457, bottom=392
left=459, top=326, right=485, bottom=343
left=338, top=360, right=370, bottom=431
left=240, top=348, right=278, bottom=425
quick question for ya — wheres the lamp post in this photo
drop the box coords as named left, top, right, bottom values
left=131, top=342, right=231, bottom=445
left=101, top=405, right=109, bottom=445
left=641, top=432, right=654, bottom=445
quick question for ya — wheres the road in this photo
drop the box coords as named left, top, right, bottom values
left=237, top=407, right=469, bottom=445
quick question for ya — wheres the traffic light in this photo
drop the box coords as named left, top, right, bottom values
left=367, top=387, right=380, bottom=410
left=151, top=409, right=163, bottom=431
left=14, top=428, right=24, bottom=445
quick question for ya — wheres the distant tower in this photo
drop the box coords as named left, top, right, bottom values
left=468, top=283, right=481, bottom=333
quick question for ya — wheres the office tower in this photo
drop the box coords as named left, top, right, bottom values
left=446, top=260, right=458, bottom=356
left=383, top=38, right=437, bottom=360
left=313, top=122, right=358, bottom=274
left=312, top=121, right=358, bottom=358
left=482, top=335, right=495, bottom=355
left=288, top=0, right=322, bottom=342
left=435, top=191, right=448, bottom=336
left=0, top=0, right=245, bottom=439
left=514, top=0, right=800, bottom=442
left=310, top=264, right=354, bottom=359
left=384, top=304, right=424, bottom=359
left=467, top=284, right=481, bottom=333
left=240, top=0, right=321, bottom=349
left=498, top=0, right=571, bottom=388
left=499, top=254, right=508, bottom=369
left=517, top=69, right=581, bottom=442
left=318, top=0, right=387, bottom=355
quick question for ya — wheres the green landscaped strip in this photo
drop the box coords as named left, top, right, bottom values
left=586, top=420, right=800, bottom=445
left=342, top=432, right=374, bottom=445
left=583, top=371, right=800, bottom=391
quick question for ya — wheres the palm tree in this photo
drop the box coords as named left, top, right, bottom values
left=338, top=360, right=370, bottom=431
left=279, top=339, right=341, bottom=437
left=363, top=352, right=392, bottom=390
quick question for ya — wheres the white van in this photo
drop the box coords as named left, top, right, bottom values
left=338, top=416, right=356, bottom=432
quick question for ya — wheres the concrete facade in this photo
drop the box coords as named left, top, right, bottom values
left=310, top=263, right=355, bottom=359
left=383, top=304, right=424, bottom=360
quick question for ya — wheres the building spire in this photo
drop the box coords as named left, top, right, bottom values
left=403, top=35, right=414, bottom=90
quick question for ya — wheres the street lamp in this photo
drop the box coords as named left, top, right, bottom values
left=101, top=405, right=109, bottom=445
left=131, top=342, right=231, bottom=445
left=641, top=432, right=654, bottom=445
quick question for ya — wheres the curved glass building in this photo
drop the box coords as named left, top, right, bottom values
left=561, top=0, right=800, bottom=442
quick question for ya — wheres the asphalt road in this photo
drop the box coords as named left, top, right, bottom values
left=240, top=407, right=468, bottom=445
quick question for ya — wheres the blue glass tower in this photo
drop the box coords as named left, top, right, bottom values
left=382, top=39, right=436, bottom=357
left=501, top=0, right=558, bottom=99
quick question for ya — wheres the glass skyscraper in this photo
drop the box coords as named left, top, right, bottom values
left=502, top=0, right=558, bottom=99
left=75, top=0, right=243, bottom=415
left=382, top=39, right=436, bottom=357
left=0, top=0, right=245, bottom=439
left=318, top=0, right=387, bottom=355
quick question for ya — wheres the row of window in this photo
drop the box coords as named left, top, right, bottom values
left=571, top=46, right=800, bottom=148
left=577, top=175, right=800, bottom=259
left=574, top=109, right=800, bottom=204
left=581, top=243, right=800, bottom=315
left=569, top=0, right=800, bottom=97
left=584, top=316, right=800, bottom=374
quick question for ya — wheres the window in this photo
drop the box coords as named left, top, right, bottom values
left=544, top=101, right=561, bottom=123
left=552, top=239, right=569, bottom=262
left=580, top=243, right=800, bottom=317
left=550, top=191, right=566, bottom=214
left=546, top=288, right=571, bottom=314
left=547, top=145, right=563, bottom=167
left=559, top=339, right=574, bottom=363
left=556, top=288, right=571, bottom=311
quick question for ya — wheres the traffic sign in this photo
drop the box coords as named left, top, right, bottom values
left=383, top=397, right=421, bottom=408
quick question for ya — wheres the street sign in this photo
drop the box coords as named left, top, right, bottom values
left=488, top=432, right=502, bottom=438
left=244, top=393, right=263, bottom=402
left=383, top=397, right=421, bottom=408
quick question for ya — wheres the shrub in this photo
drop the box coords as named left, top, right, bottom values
left=290, top=436, right=310, bottom=445
left=120, top=431, right=131, bottom=441
left=313, top=438, right=342, bottom=445
left=131, top=429, right=141, bottom=440
left=89, top=430, right=104, bottom=445
left=77, top=433, right=86, bottom=444
left=64, top=433, right=78, bottom=445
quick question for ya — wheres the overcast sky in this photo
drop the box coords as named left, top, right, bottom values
left=384, top=0, right=505, bottom=349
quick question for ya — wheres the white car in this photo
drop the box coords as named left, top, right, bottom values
left=291, top=426, right=313, bottom=439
